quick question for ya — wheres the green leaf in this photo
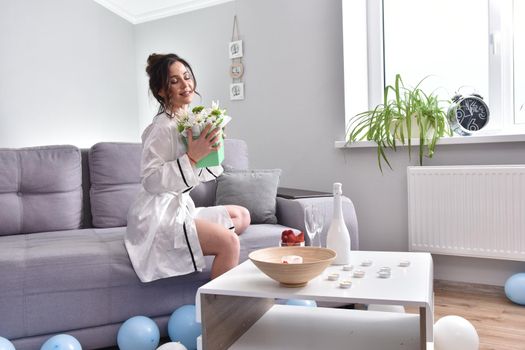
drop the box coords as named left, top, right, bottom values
left=192, top=106, right=204, bottom=114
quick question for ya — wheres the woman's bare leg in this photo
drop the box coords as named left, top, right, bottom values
left=195, top=218, right=240, bottom=279
left=224, top=205, right=251, bottom=235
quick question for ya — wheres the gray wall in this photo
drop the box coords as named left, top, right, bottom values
left=135, top=0, right=525, bottom=286
left=0, top=0, right=139, bottom=148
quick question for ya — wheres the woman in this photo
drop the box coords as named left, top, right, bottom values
left=125, top=53, right=250, bottom=283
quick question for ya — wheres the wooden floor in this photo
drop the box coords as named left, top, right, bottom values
left=406, top=280, right=525, bottom=350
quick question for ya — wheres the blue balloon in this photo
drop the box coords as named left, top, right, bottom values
left=0, top=337, right=15, bottom=350
left=505, top=273, right=525, bottom=305
left=168, top=305, right=201, bottom=350
left=117, top=316, right=160, bottom=350
left=40, top=334, right=81, bottom=350
left=285, top=299, right=317, bottom=307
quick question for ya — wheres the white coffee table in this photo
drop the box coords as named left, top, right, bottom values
left=196, top=250, right=433, bottom=350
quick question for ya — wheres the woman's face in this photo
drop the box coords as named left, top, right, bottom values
left=166, top=61, right=194, bottom=110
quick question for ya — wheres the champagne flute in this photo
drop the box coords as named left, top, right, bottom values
left=305, top=205, right=324, bottom=247
left=314, top=207, right=324, bottom=247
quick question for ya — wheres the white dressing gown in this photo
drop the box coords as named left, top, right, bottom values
left=125, top=113, right=233, bottom=282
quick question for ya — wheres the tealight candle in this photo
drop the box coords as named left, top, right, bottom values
left=281, top=255, right=303, bottom=264
left=343, top=265, right=354, bottom=271
left=361, top=260, right=373, bottom=267
left=353, top=269, right=365, bottom=278
left=377, top=270, right=391, bottom=278
left=339, top=280, right=352, bottom=289
left=327, top=273, right=340, bottom=281
left=399, top=260, right=411, bottom=267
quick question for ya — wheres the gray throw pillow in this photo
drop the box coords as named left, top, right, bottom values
left=215, top=169, right=281, bottom=224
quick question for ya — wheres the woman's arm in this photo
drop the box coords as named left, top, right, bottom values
left=141, top=124, right=199, bottom=194
left=196, top=165, right=224, bottom=182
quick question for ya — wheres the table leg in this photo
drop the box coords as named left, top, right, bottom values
left=200, top=294, right=273, bottom=350
left=419, top=306, right=427, bottom=350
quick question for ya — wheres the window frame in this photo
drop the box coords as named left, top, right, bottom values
left=342, top=0, right=525, bottom=142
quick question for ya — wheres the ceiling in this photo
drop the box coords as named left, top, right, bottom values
left=93, top=0, right=233, bottom=24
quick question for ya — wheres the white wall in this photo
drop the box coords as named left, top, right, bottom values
left=0, top=0, right=140, bottom=148
left=135, top=0, right=525, bottom=286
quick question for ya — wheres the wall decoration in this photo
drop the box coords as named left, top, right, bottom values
left=230, top=83, right=244, bottom=100
left=229, top=40, right=243, bottom=59
left=229, top=15, right=244, bottom=100
left=447, top=93, right=490, bottom=136
left=230, top=62, right=244, bottom=79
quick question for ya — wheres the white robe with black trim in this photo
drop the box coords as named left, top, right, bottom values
left=125, top=113, right=232, bottom=282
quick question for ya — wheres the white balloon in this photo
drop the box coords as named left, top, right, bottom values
left=157, top=342, right=188, bottom=350
left=434, top=315, right=479, bottom=350
left=367, top=304, right=406, bottom=313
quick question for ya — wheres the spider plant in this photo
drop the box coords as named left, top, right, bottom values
left=346, top=74, right=452, bottom=171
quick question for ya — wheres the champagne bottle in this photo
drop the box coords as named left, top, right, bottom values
left=326, top=183, right=351, bottom=265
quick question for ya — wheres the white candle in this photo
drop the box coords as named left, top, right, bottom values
left=343, top=265, right=354, bottom=271
left=339, top=280, right=352, bottom=289
left=281, top=255, right=303, bottom=264
left=327, top=273, right=340, bottom=281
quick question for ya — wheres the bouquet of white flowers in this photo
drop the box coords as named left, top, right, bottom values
left=175, top=101, right=231, bottom=168
left=176, top=101, right=231, bottom=137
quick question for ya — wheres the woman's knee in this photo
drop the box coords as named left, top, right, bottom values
left=227, top=229, right=240, bottom=251
left=241, top=207, right=251, bottom=226
left=235, top=206, right=251, bottom=233
left=196, top=219, right=239, bottom=255
left=215, top=227, right=239, bottom=250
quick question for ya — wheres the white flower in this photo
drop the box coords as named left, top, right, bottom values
left=176, top=100, right=231, bottom=136
left=175, top=109, right=190, bottom=121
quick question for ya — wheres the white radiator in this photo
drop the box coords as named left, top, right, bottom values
left=407, top=165, right=525, bottom=261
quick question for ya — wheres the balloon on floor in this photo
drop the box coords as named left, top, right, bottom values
left=117, top=316, right=160, bottom=350
left=40, top=334, right=82, bottom=350
left=504, top=273, right=525, bottom=305
left=157, top=342, right=188, bottom=350
left=168, top=305, right=201, bottom=350
left=434, top=315, right=479, bottom=350
left=285, top=299, right=317, bottom=307
left=0, top=337, right=15, bottom=350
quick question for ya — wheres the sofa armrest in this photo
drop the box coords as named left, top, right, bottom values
left=276, top=196, right=359, bottom=250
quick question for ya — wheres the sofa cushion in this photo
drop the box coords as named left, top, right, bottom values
left=0, top=228, right=211, bottom=339
left=215, top=169, right=281, bottom=224
left=0, top=145, right=82, bottom=236
left=89, top=143, right=142, bottom=228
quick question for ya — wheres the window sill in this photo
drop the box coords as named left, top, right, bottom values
left=335, top=133, right=525, bottom=148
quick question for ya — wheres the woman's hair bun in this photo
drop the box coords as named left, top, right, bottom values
left=146, top=53, right=181, bottom=77
left=146, top=53, right=162, bottom=77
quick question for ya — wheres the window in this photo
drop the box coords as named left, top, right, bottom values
left=343, top=0, right=525, bottom=136
left=515, top=0, right=525, bottom=124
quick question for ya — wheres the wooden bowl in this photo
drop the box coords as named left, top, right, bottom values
left=249, top=247, right=337, bottom=287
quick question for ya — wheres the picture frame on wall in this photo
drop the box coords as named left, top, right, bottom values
left=230, top=83, right=244, bottom=100
left=229, top=40, right=243, bottom=59
left=230, top=62, right=244, bottom=79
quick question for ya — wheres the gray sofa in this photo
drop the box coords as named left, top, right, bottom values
left=0, top=139, right=358, bottom=350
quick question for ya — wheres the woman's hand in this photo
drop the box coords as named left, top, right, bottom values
left=186, top=123, right=221, bottom=163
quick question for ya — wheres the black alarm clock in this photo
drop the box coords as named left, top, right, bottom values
left=447, top=93, right=490, bottom=136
